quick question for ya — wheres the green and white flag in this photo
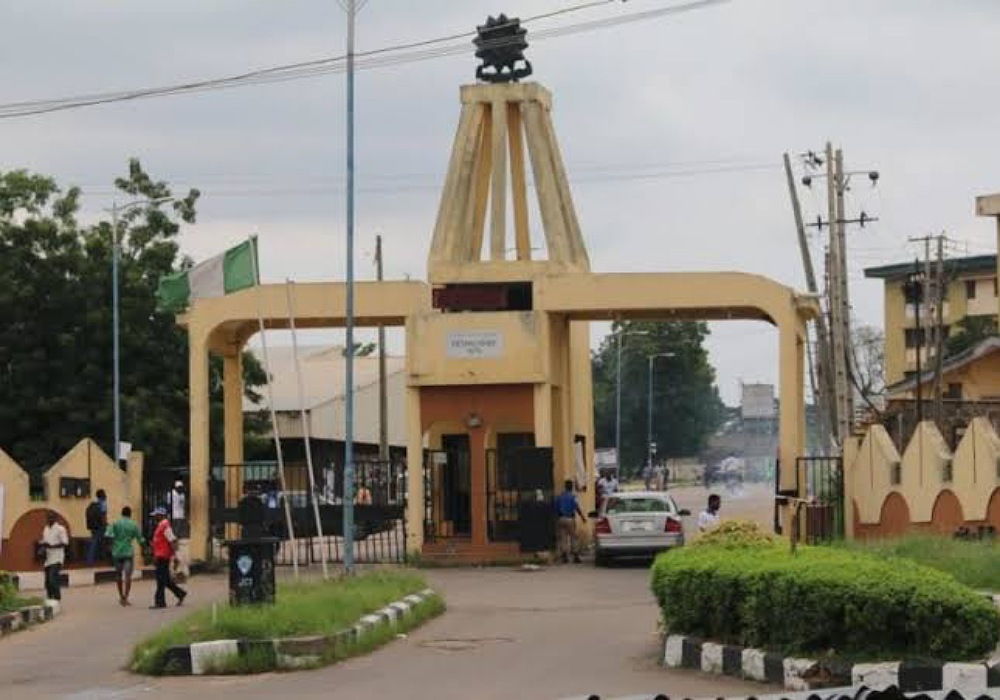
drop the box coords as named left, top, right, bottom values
left=156, top=237, right=259, bottom=313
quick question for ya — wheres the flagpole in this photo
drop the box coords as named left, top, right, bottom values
left=248, top=235, right=300, bottom=580
left=342, top=0, right=358, bottom=575
left=285, top=279, right=330, bottom=580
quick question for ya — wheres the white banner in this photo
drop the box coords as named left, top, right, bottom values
left=574, top=440, right=587, bottom=488
left=118, top=441, right=132, bottom=461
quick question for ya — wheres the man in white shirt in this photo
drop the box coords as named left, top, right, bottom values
left=169, top=481, right=188, bottom=538
left=40, top=512, right=69, bottom=601
left=698, top=494, right=722, bottom=533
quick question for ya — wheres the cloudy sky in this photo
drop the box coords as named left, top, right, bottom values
left=3, top=0, right=999, bottom=405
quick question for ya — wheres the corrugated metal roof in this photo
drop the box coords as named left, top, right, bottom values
left=864, top=254, right=996, bottom=280
left=244, top=345, right=405, bottom=412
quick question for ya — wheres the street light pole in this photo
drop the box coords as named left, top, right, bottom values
left=614, top=328, right=648, bottom=480
left=111, top=203, right=121, bottom=467
left=647, top=352, right=675, bottom=483
left=343, top=0, right=358, bottom=575
left=106, top=196, right=173, bottom=467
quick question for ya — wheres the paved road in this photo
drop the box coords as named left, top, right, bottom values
left=0, top=564, right=774, bottom=700
left=667, top=482, right=777, bottom=534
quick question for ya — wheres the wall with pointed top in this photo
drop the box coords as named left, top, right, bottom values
left=848, top=417, right=1000, bottom=537
left=0, top=439, right=143, bottom=571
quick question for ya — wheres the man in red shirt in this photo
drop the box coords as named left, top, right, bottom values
left=150, top=507, right=187, bottom=609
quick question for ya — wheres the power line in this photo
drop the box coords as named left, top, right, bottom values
left=72, top=159, right=780, bottom=199
left=0, top=0, right=733, bottom=119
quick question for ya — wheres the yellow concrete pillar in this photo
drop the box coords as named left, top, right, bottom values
left=222, top=352, right=244, bottom=544
left=533, top=383, right=553, bottom=446
left=188, top=331, right=211, bottom=561
left=405, top=386, right=424, bottom=554
left=223, top=353, right=244, bottom=467
left=778, top=317, right=805, bottom=493
left=126, top=451, right=144, bottom=516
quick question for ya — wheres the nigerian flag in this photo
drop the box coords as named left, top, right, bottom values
left=156, top=237, right=259, bottom=313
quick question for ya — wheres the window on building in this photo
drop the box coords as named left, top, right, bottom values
left=966, top=280, right=977, bottom=299
left=904, top=328, right=926, bottom=348
left=496, top=432, right=535, bottom=490
left=902, top=280, right=924, bottom=305
left=945, top=383, right=963, bottom=400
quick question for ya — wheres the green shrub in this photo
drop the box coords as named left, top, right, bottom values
left=651, top=544, right=1000, bottom=660
left=693, top=520, right=777, bottom=549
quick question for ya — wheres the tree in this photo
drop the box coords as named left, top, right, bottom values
left=851, top=325, right=885, bottom=412
left=945, top=316, right=997, bottom=358
left=591, top=321, right=725, bottom=477
left=0, top=161, right=264, bottom=475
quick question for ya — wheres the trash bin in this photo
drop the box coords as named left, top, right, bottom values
left=224, top=538, right=278, bottom=606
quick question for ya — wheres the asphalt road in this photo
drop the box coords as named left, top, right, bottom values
left=0, top=562, right=775, bottom=700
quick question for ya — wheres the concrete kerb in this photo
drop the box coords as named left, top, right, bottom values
left=160, top=589, right=439, bottom=676
left=664, top=634, right=999, bottom=693
left=0, top=600, right=61, bottom=638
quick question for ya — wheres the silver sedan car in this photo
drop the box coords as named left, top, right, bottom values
left=592, top=491, right=690, bottom=566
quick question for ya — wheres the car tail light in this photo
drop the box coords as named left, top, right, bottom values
left=665, top=517, right=682, bottom=533
left=595, top=517, right=611, bottom=535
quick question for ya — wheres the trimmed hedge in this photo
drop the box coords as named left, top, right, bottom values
left=651, top=543, right=1000, bottom=660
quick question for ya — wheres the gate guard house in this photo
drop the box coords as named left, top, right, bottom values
left=178, top=48, right=818, bottom=563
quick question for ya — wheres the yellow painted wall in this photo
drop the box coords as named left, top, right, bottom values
left=0, top=439, right=142, bottom=541
left=902, top=422, right=953, bottom=522
left=849, top=425, right=901, bottom=525
left=881, top=272, right=997, bottom=386
left=0, top=448, right=31, bottom=540
left=849, top=418, right=1000, bottom=529
left=408, top=311, right=548, bottom=386
left=42, top=439, right=144, bottom=536
left=884, top=282, right=907, bottom=386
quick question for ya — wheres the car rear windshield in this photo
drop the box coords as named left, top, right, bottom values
left=605, top=497, right=672, bottom=514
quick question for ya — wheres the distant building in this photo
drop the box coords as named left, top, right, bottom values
left=245, top=345, right=407, bottom=468
left=864, top=254, right=997, bottom=388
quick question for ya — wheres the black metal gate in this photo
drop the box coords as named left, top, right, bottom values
left=486, top=449, right=518, bottom=542
left=797, top=456, right=844, bottom=543
left=207, top=460, right=407, bottom=564
left=423, top=446, right=472, bottom=542
left=510, top=447, right=555, bottom=553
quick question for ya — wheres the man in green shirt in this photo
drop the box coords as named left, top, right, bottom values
left=105, top=506, right=145, bottom=606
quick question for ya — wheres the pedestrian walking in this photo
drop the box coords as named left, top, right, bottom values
left=149, top=507, right=187, bottom=609
left=553, top=480, right=587, bottom=563
left=39, top=512, right=68, bottom=602
left=106, top=506, right=144, bottom=606
left=168, top=480, right=188, bottom=538
left=698, top=494, right=722, bottom=533
left=85, top=489, right=108, bottom=565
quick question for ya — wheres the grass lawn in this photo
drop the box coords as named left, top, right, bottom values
left=0, top=573, right=41, bottom=613
left=842, top=535, right=1000, bottom=592
left=131, top=569, right=441, bottom=675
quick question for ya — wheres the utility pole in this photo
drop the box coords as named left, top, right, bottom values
left=908, top=233, right=951, bottom=426
left=784, top=152, right=834, bottom=454
left=375, top=234, right=389, bottom=463
left=933, top=235, right=947, bottom=424
left=803, top=144, right=879, bottom=449
left=342, top=0, right=358, bottom=575
left=834, top=149, right=854, bottom=434
left=825, top=142, right=850, bottom=447
left=904, top=261, right=925, bottom=426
